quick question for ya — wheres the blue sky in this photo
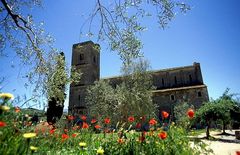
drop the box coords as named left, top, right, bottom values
left=1, top=0, right=240, bottom=108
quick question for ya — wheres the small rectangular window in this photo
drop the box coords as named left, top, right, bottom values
left=78, top=95, right=81, bottom=101
left=174, top=76, right=177, bottom=85
left=198, top=91, right=202, bottom=97
left=170, top=95, right=175, bottom=101
left=162, top=78, right=164, bottom=86
left=80, top=54, right=84, bottom=61
left=189, top=75, right=192, bottom=83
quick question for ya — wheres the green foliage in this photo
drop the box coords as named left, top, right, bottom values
left=117, top=59, right=156, bottom=119
left=0, top=95, right=211, bottom=155
left=174, top=102, right=193, bottom=128
left=86, top=59, right=156, bottom=123
left=45, top=53, right=81, bottom=106
left=0, top=0, right=82, bottom=109
left=194, top=89, right=239, bottom=137
left=81, top=0, right=190, bottom=64
left=1, top=0, right=190, bottom=109
left=86, top=80, right=117, bottom=122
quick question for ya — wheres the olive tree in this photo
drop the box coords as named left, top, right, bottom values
left=0, top=0, right=81, bottom=118
left=1, top=0, right=190, bottom=120
left=86, top=59, right=156, bottom=123
left=86, top=79, right=117, bottom=122
left=195, top=99, right=234, bottom=138
left=116, top=59, right=156, bottom=121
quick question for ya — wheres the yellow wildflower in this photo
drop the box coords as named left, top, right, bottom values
left=30, top=146, right=38, bottom=151
left=0, top=105, right=10, bottom=111
left=97, top=147, right=104, bottom=155
left=23, top=133, right=37, bottom=139
left=79, top=142, right=87, bottom=147
left=0, top=93, right=14, bottom=100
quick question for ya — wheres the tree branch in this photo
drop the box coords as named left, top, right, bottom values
left=1, top=0, right=45, bottom=66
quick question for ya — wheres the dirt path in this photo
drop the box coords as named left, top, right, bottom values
left=197, top=130, right=240, bottom=155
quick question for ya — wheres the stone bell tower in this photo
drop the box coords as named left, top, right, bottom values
left=69, top=41, right=100, bottom=115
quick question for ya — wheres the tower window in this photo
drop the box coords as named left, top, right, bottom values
left=162, top=78, right=164, bottom=86
left=174, top=76, right=177, bottom=85
left=78, top=95, right=81, bottom=101
left=198, top=91, right=202, bottom=97
left=170, top=95, right=175, bottom=101
left=189, top=75, right=192, bottom=83
left=93, top=56, right=96, bottom=63
left=79, top=54, right=84, bottom=61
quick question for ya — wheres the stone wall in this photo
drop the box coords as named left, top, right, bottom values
left=69, top=41, right=100, bottom=114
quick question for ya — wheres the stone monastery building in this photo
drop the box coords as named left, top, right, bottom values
left=69, top=41, right=209, bottom=116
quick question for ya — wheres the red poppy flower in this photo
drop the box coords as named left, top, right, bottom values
left=41, top=127, right=45, bottom=133
left=187, top=109, right=194, bottom=118
left=94, top=124, right=101, bottom=129
left=82, top=122, right=89, bottom=129
left=158, top=131, right=167, bottom=140
left=15, top=107, right=21, bottom=113
left=0, top=121, right=6, bottom=127
left=104, top=118, right=110, bottom=124
left=72, top=126, right=78, bottom=130
left=67, top=115, right=74, bottom=121
left=128, top=116, right=135, bottom=123
left=139, top=132, right=146, bottom=142
left=236, top=151, right=240, bottom=155
left=72, top=133, right=77, bottom=138
left=136, top=123, right=141, bottom=129
left=61, top=134, right=69, bottom=140
left=64, top=129, right=68, bottom=133
left=91, top=119, right=97, bottom=124
left=118, top=138, right=124, bottom=144
left=149, top=118, right=157, bottom=126
left=49, top=129, right=55, bottom=134
left=81, top=115, right=87, bottom=121
left=161, top=111, right=169, bottom=119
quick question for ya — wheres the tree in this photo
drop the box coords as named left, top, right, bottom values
left=216, top=99, right=235, bottom=134
left=194, top=101, right=220, bottom=139
left=195, top=94, right=235, bottom=139
left=116, top=59, right=156, bottom=121
left=216, top=88, right=240, bottom=132
left=1, top=0, right=190, bottom=118
left=86, top=59, right=156, bottom=124
left=174, top=102, right=193, bottom=128
left=81, top=0, right=190, bottom=65
left=0, top=0, right=81, bottom=118
left=1, top=0, right=190, bottom=74
left=86, top=79, right=117, bottom=122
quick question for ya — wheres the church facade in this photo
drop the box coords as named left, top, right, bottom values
left=69, top=41, right=209, bottom=115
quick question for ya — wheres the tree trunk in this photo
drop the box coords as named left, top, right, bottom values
left=47, top=97, right=64, bottom=124
left=206, top=121, right=210, bottom=139
left=222, top=121, right=226, bottom=134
